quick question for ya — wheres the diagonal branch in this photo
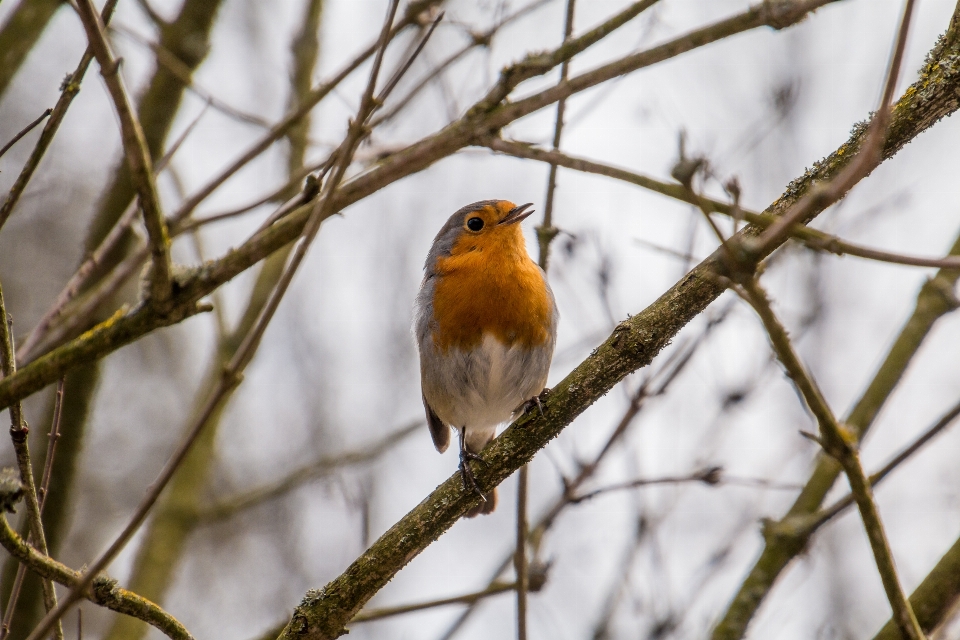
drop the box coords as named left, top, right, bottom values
left=0, top=0, right=121, bottom=235
left=74, top=0, right=172, bottom=305
left=0, top=110, right=51, bottom=161
left=735, top=277, right=924, bottom=640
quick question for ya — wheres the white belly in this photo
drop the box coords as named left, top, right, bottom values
left=421, top=333, right=552, bottom=452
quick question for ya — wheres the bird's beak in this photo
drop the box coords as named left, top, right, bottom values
left=498, top=202, right=535, bottom=226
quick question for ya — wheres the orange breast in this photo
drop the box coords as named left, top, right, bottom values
left=430, top=226, right=552, bottom=352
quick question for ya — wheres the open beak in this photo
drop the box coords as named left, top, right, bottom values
left=498, top=202, right=535, bottom=226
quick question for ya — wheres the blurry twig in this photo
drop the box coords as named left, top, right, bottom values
left=75, top=0, right=172, bottom=305
left=591, top=515, right=647, bottom=640
left=110, top=24, right=274, bottom=130
left=196, top=421, right=422, bottom=523
left=38, top=378, right=65, bottom=509
left=352, top=581, right=518, bottom=623
left=172, top=163, right=323, bottom=235
left=735, top=276, right=924, bottom=640
left=371, top=0, right=551, bottom=128
left=0, top=109, right=51, bottom=161
left=0, top=0, right=121, bottom=234
left=0, top=281, right=62, bottom=640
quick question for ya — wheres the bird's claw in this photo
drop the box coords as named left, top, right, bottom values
left=458, top=450, right=487, bottom=501
left=521, top=388, right=549, bottom=418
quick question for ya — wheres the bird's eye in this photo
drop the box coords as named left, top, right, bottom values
left=466, top=217, right=484, bottom=232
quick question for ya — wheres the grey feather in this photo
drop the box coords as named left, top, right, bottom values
left=423, top=393, right=450, bottom=453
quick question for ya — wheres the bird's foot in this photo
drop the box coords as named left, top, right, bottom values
left=521, top=387, right=550, bottom=418
left=459, top=448, right=488, bottom=500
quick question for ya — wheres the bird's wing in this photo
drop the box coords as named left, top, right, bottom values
left=423, top=394, right=450, bottom=453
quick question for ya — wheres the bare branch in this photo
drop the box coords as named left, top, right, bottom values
left=486, top=138, right=960, bottom=271
left=196, top=421, right=422, bottom=523
left=74, top=0, right=172, bottom=304
left=0, top=0, right=121, bottom=234
left=735, top=277, right=924, bottom=640
left=0, top=512, right=193, bottom=640
left=0, top=282, right=62, bottom=640
left=0, top=109, right=51, bottom=161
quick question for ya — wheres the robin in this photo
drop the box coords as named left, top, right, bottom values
left=415, top=200, right=558, bottom=517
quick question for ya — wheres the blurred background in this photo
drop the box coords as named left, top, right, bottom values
left=1, top=0, right=960, bottom=638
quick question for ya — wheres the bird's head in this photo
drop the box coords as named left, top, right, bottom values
left=425, top=200, right=535, bottom=272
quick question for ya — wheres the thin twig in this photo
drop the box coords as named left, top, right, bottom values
left=0, top=109, right=51, bottom=161
left=806, top=394, right=960, bottom=531
left=0, top=282, right=63, bottom=640
left=537, top=0, right=576, bottom=272
left=38, top=378, right=65, bottom=509
left=352, top=582, right=516, bottom=623
left=171, top=163, right=322, bottom=235
left=109, top=24, right=275, bottom=130
left=3, top=379, right=70, bottom=633
left=517, top=3, right=577, bottom=636
left=736, top=277, right=924, bottom=640
left=74, top=0, right=172, bottom=304
left=0, top=0, right=121, bottom=234
left=371, top=0, right=551, bottom=128
left=570, top=469, right=805, bottom=504
left=485, top=138, right=960, bottom=271
left=196, top=421, right=422, bottom=523
left=747, top=0, right=917, bottom=259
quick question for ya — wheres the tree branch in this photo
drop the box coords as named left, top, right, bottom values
left=0, top=510, right=193, bottom=640
left=0, top=0, right=121, bottom=235
left=0, top=281, right=62, bottom=640
left=735, top=277, right=924, bottom=640
left=74, top=0, right=173, bottom=305
left=483, top=138, right=960, bottom=271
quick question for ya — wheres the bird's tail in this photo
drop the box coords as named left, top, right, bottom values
left=464, top=486, right=498, bottom=518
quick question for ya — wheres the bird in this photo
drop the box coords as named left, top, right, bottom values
left=415, top=200, right=558, bottom=517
